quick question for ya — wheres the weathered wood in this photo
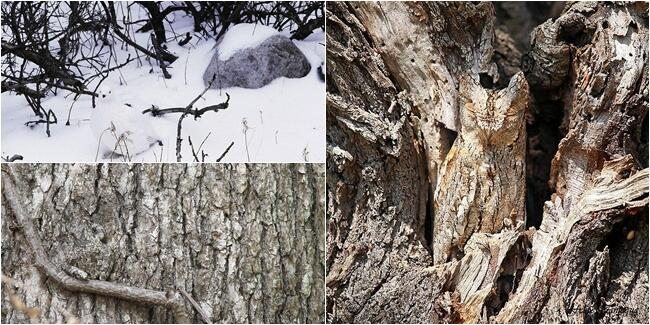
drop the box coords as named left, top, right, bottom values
left=326, top=1, right=648, bottom=323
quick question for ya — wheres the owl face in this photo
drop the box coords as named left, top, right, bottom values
left=459, top=72, right=528, bottom=148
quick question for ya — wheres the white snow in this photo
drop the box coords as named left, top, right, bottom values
left=1, top=7, right=325, bottom=163
left=90, top=86, right=163, bottom=159
left=217, top=23, right=281, bottom=60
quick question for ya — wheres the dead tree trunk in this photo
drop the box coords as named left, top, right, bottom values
left=326, top=2, right=648, bottom=323
left=1, top=164, right=325, bottom=324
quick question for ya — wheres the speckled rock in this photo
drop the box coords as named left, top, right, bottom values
left=203, top=35, right=311, bottom=89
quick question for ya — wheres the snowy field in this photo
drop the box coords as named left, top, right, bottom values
left=1, top=6, right=325, bottom=163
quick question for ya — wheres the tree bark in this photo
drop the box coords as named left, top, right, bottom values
left=326, top=1, right=648, bottom=323
left=1, top=164, right=325, bottom=324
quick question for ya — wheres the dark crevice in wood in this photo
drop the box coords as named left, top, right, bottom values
left=485, top=235, right=532, bottom=318
left=422, top=125, right=456, bottom=261
left=494, top=2, right=564, bottom=51
left=525, top=91, right=564, bottom=229
left=557, top=19, right=593, bottom=48
left=492, top=2, right=568, bottom=228
left=598, top=214, right=639, bottom=252
left=479, top=72, right=496, bottom=89
left=424, top=185, right=434, bottom=258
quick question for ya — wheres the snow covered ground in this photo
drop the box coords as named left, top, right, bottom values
left=1, top=7, right=325, bottom=163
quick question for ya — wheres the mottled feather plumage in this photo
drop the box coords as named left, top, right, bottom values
left=432, top=72, right=528, bottom=264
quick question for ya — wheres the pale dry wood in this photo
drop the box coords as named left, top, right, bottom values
left=327, top=1, right=648, bottom=324
left=349, top=2, right=509, bottom=206
left=497, top=157, right=648, bottom=323
left=500, top=2, right=648, bottom=322
left=450, top=228, right=524, bottom=322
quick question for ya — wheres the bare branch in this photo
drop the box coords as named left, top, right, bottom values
left=173, top=76, right=229, bottom=162
left=216, top=141, right=235, bottom=162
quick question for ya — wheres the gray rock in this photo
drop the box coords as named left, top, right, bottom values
left=203, top=35, right=311, bottom=89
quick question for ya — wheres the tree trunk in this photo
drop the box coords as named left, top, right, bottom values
left=1, top=164, right=325, bottom=324
left=326, top=1, right=648, bottom=323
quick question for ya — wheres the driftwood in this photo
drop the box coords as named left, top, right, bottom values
left=326, top=2, right=648, bottom=323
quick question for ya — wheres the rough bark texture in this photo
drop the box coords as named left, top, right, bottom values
left=1, top=163, right=325, bottom=324
left=326, top=1, right=648, bottom=323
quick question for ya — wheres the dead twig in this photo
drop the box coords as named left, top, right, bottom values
left=188, top=132, right=212, bottom=162
left=150, top=33, right=172, bottom=79
left=174, top=75, right=229, bottom=162
left=216, top=142, right=235, bottom=162
left=24, top=108, right=57, bottom=137
left=242, top=118, right=250, bottom=162
left=142, top=101, right=228, bottom=118
left=178, top=287, right=211, bottom=324
left=2, top=154, right=24, bottom=162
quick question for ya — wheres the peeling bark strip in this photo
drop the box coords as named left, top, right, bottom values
left=1, top=164, right=325, bottom=324
left=326, top=1, right=648, bottom=324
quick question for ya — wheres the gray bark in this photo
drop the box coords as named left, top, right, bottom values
left=326, top=1, right=648, bottom=323
left=1, top=163, right=325, bottom=324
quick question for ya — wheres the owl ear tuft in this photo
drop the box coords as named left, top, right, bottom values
left=499, top=72, right=529, bottom=111
left=504, top=72, right=528, bottom=95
